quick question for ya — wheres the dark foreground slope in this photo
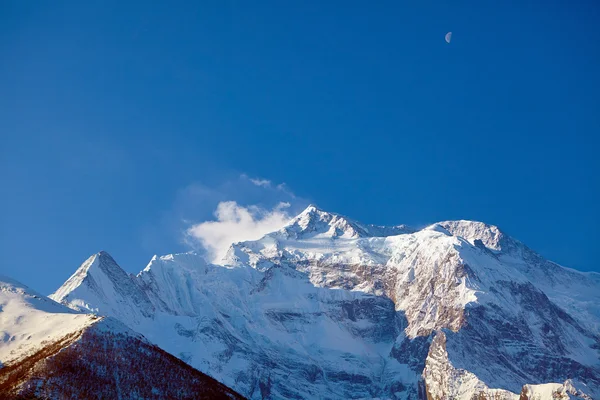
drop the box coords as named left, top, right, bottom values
left=0, top=325, right=245, bottom=400
left=0, top=275, right=244, bottom=400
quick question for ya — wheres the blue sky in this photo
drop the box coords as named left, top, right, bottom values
left=1, top=1, right=598, bottom=294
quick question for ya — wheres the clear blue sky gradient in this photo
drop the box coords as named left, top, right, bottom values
left=1, top=1, right=599, bottom=294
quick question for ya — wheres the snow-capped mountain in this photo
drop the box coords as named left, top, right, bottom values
left=0, top=276, right=244, bottom=399
left=49, top=205, right=600, bottom=399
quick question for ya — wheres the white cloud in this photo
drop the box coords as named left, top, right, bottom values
left=249, top=178, right=272, bottom=188
left=186, top=201, right=293, bottom=263
left=142, top=173, right=309, bottom=260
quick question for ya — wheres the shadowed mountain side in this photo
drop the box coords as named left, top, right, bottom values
left=0, top=326, right=245, bottom=400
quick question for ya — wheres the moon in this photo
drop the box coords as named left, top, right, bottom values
left=445, top=32, right=452, bottom=43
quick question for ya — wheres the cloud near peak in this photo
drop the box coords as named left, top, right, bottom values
left=186, top=201, right=293, bottom=263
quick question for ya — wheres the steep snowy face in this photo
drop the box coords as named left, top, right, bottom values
left=51, top=207, right=600, bottom=399
left=136, top=253, right=212, bottom=316
left=50, top=251, right=154, bottom=323
left=0, top=276, right=98, bottom=366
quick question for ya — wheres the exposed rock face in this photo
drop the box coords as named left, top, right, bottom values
left=49, top=206, right=600, bottom=399
left=423, top=330, right=516, bottom=400
left=423, top=331, right=593, bottom=400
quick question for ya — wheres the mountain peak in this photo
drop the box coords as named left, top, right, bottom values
left=281, top=205, right=367, bottom=239
left=301, top=203, right=320, bottom=213
left=97, top=250, right=114, bottom=259
left=435, top=220, right=522, bottom=253
left=53, top=252, right=121, bottom=295
left=279, top=205, right=415, bottom=240
left=50, top=253, right=113, bottom=304
left=50, top=252, right=155, bottom=320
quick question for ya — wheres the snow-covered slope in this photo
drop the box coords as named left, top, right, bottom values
left=0, top=275, right=98, bottom=366
left=0, top=276, right=244, bottom=399
left=51, top=205, right=600, bottom=399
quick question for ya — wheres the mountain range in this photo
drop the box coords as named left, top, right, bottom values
left=1, top=205, right=599, bottom=399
